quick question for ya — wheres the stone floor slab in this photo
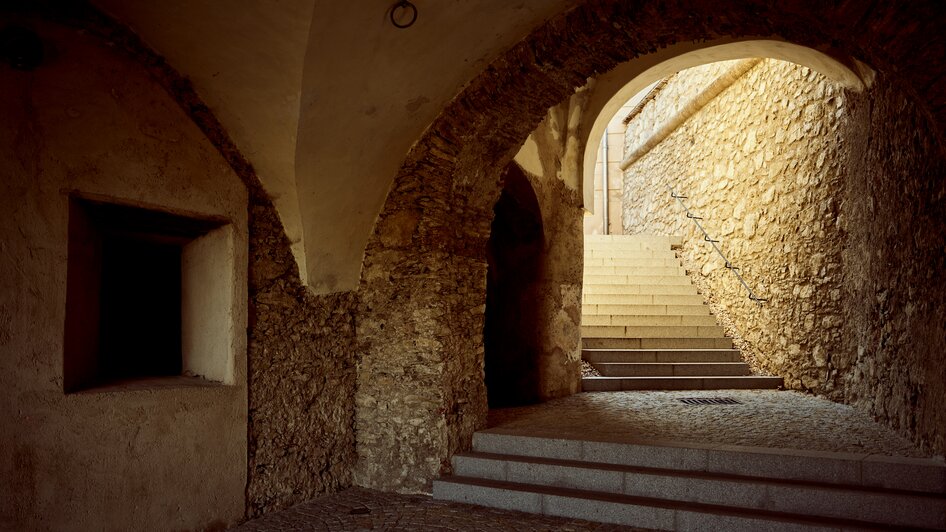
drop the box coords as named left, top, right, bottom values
left=487, top=390, right=931, bottom=458
left=232, top=487, right=648, bottom=531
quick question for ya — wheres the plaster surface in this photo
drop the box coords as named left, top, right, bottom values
left=93, top=0, right=316, bottom=281
left=0, top=16, right=248, bottom=530
left=296, top=0, right=579, bottom=293
left=44, top=5, right=362, bottom=516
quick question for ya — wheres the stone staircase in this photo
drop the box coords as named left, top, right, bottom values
left=581, top=234, right=782, bottom=391
left=433, top=430, right=946, bottom=530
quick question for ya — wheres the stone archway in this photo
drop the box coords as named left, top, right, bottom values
left=355, top=0, right=946, bottom=492
left=575, top=39, right=869, bottom=208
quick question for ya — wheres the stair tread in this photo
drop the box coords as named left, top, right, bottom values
left=593, top=362, right=749, bottom=366
left=583, top=375, right=780, bottom=380
left=583, top=338, right=735, bottom=349
left=581, top=238, right=772, bottom=392
left=583, top=349, right=744, bottom=364
left=581, top=313, right=715, bottom=317
left=582, top=326, right=725, bottom=333
left=453, top=451, right=946, bottom=498
left=591, top=362, right=752, bottom=376
left=471, top=431, right=946, bottom=496
left=582, top=375, right=783, bottom=391
left=583, top=348, right=739, bottom=352
left=434, top=475, right=922, bottom=531
left=582, top=335, right=729, bottom=338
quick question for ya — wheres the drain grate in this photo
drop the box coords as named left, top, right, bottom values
left=678, top=397, right=742, bottom=405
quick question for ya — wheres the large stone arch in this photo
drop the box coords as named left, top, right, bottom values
left=576, top=38, right=869, bottom=208
left=355, top=0, right=946, bottom=492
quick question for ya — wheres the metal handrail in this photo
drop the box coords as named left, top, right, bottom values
left=668, top=186, right=767, bottom=304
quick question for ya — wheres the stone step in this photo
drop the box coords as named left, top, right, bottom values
left=583, top=265, right=685, bottom=276
left=583, top=337, right=734, bottom=349
left=584, top=237, right=683, bottom=251
left=582, top=349, right=744, bottom=363
left=582, top=304, right=710, bottom=316
left=586, top=234, right=683, bottom=247
left=581, top=314, right=719, bottom=327
left=582, top=274, right=692, bottom=286
left=584, top=257, right=681, bottom=268
left=581, top=325, right=726, bottom=339
left=584, top=244, right=676, bottom=253
left=582, top=375, right=784, bottom=391
left=469, top=431, right=946, bottom=494
left=583, top=284, right=698, bottom=296
left=439, top=452, right=946, bottom=530
left=584, top=249, right=678, bottom=259
left=435, top=475, right=906, bottom=531
left=582, top=294, right=706, bottom=306
left=593, top=362, right=752, bottom=377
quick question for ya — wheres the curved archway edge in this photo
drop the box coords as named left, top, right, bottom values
left=578, top=38, right=871, bottom=209
left=355, top=0, right=946, bottom=491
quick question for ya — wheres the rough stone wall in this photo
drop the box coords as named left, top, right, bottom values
left=622, top=59, right=850, bottom=394
left=621, top=59, right=946, bottom=457
left=353, top=93, right=587, bottom=491
left=355, top=0, right=946, bottom=491
left=840, top=74, right=946, bottom=457
left=524, top=170, right=584, bottom=401
left=516, top=100, right=589, bottom=401
left=245, top=201, right=357, bottom=517
left=356, top=209, right=493, bottom=491
left=623, top=60, right=744, bottom=153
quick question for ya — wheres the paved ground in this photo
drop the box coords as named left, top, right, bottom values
left=232, top=487, right=647, bottom=531
left=488, top=390, right=928, bottom=457
left=234, top=389, right=929, bottom=530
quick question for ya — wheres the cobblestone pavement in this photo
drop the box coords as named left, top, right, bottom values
left=232, top=487, right=648, bottom=531
left=488, top=390, right=929, bottom=457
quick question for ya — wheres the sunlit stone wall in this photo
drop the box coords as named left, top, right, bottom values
left=622, top=58, right=946, bottom=457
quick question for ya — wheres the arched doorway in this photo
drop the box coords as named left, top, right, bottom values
left=484, top=164, right=545, bottom=408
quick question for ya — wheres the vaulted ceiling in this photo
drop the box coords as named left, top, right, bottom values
left=93, top=0, right=578, bottom=292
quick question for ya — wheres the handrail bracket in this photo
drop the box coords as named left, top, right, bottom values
left=668, top=185, right=766, bottom=305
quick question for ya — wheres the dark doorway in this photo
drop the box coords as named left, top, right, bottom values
left=484, top=164, right=545, bottom=408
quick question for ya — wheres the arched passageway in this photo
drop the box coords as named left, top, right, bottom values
left=575, top=39, right=868, bottom=207
left=484, top=165, right=545, bottom=408
left=355, top=0, right=946, bottom=492
left=609, top=58, right=854, bottom=390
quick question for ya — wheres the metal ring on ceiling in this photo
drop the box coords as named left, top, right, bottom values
left=390, top=1, right=418, bottom=29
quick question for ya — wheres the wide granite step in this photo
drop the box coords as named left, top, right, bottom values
left=433, top=431, right=946, bottom=530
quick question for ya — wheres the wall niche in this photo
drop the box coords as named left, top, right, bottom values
left=63, top=194, right=235, bottom=392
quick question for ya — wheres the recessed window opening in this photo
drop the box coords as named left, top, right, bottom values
left=64, top=196, right=232, bottom=393
left=100, top=235, right=183, bottom=381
